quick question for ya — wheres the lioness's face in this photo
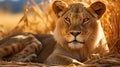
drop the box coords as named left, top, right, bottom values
left=53, top=1, right=106, bottom=49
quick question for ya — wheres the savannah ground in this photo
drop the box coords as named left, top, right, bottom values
left=0, top=0, right=120, bottom=67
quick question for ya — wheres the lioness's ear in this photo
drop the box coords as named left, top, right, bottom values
left=89, top=1, right=106, bottom=19
left=52, top=0, right=68, bottom=17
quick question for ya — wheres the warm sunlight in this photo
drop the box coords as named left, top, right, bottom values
left=0, top=0, right=119, bottom=67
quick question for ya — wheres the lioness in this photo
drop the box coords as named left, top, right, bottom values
left=45, top=0, right=109, bottom=65
left=0, top=0, right=109, bottom=66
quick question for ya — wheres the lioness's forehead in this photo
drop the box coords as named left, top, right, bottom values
left=69, top=2, right=88, bottom=13
left=64, top=2, right=91, bottom=19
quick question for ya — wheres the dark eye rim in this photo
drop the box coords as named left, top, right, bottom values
left=83, top=18, right=90, bottom=23
left=65, top=17, right=71, bottom=25
left=82, top=18, right=90, bottom=26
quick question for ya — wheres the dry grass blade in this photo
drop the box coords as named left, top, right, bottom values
left=0, top=61, right=45, bottom=66
left=0, top=25, right=7, bottom=39
left=29, top=0, right=43, bottom=19
left=18, top=14, right=28, bottom=26
left=18, top=1, right=29, bottom=26
left=99, top=59, right=120, bottom=65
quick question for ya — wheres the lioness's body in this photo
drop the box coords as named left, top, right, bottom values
left=0, top=33, right=56, bottom=62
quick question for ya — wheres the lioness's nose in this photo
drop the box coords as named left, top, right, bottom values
left=70, top=31, right=81, bottom=37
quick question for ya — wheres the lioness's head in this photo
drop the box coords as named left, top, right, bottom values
left=53, top=0, right=106, bottom=50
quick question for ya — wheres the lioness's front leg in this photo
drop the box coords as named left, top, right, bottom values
left=45, top=45, right=83, bottom=66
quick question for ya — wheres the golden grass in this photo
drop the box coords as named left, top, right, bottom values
left=0, top=11, right=23, bottom=39
left=0, top=0, right=120, bottom=66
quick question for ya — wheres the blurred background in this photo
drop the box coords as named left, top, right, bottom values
left=0, top=0, right=42, bottom=31
left=0, top=0, right=26, bottom=13
left=0, top=0, right=54, bottom=39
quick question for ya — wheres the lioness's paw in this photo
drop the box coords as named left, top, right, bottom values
left=89, top=54, right=100, bottom=60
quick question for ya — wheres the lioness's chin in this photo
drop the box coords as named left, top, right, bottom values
left=68, top=42, right=83, bottom=49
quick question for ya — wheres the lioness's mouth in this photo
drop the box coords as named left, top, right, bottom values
left=68, top=40, right=85, bottom=44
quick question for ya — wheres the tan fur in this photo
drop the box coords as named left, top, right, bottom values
left=0, top=34, right=42, bottom=60
left=10, top=34, right=42, bottom=61
left=0, top=33, right=56, bottom=62
left=46, top=0, right=109, bottom=65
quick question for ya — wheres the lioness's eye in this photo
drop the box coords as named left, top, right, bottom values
left=65, top=17, right=70, bottom=25
left=83, top=18, right=89, bottom=23
left=82, top=18, right=89, bottom=25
